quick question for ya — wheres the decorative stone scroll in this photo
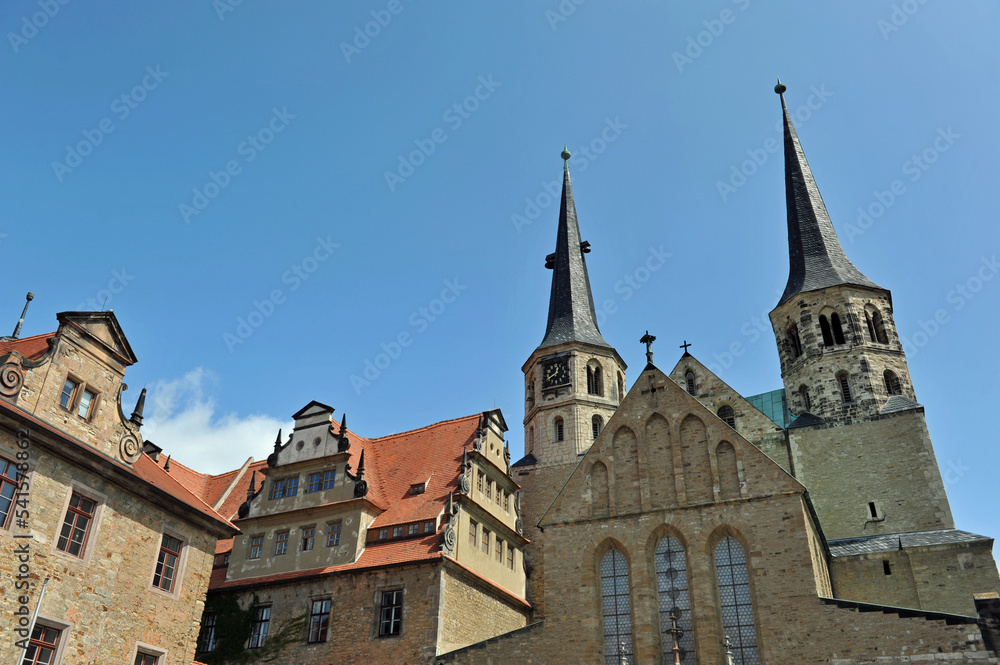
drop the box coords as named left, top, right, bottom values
left=0, top=363, right=24, bottom=398
left=119, top=433, right=142, bottom=464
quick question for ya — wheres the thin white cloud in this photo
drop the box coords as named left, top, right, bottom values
left=142, top=368, right=288, bottom=475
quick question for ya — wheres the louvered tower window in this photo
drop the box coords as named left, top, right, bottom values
left=600, top=549, right=635, bottom=665
left=592, top=415, right=603, bottom=439
left=717, top=405, right=735, bottom=429
left=872, top=310, right=889, bottom=344
left=883, top=370, right=902, bottom=395
left=831, top=313, right=846, bottom=345
left=799, top=385, right=811, bottom=411
left=836, top=372, right=852, bottom=403
left=715, top=537, right=760, bottom=665
left=554, top=417, right=564, bottom=442
left=819, top=315, right=834, bottom=347
left=655, top=537, right=695, bottom=664
left=685, top=371, right=696, bottom=396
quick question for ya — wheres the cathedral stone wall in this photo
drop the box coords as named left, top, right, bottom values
left=0, top=425, right=217, bottom=665
left=438, top=564, right=530, bottom=654
left=831, top=541, right=1000, bottom=616
left=789, top=409, right=953, bottom=541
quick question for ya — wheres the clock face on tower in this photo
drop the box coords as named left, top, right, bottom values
left=542, top=358, right=570, bottom=389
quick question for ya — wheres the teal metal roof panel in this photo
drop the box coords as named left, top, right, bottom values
left=746, top=389, right=789, bottom=429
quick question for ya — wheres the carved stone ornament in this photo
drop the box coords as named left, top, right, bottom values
left=0, top=363, right=24, bottom=398
left=515, top=517, right=524, bottom=536
left=353, top=479, right=369, bottom=499
left=442, top=524, right=457, bottom=555
left=119, top=433, right=142, bottom=464
left=459, top=471, right=472, bottom=494
left=237, top=500, right=250, bottom=519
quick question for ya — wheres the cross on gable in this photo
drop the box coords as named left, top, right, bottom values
left=680, top=340, right=692, bottom=355
left=640, top=330, right=656, bottom=365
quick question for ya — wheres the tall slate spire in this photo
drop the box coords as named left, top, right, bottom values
left=776, top=81, right=881, bottom=306
left=538, top=148, right=611, bottom=350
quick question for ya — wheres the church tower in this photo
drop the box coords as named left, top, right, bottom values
left=768, top=83, right=955, bottom=542
left=768, top=82, right=915, bottom=426
left=513, top=149, right=625, bottom=616
left=520, top=149, right=626, bottom=468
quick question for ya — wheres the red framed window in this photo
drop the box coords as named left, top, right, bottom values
left=302, top=527, right=315, bottom=551
left=248, top=535, right=263, bottom=559
left=56, top=492, right=96, bottom=557
left=0, top=457, right=20, bottom=529
left=59, top=379, right=77, bottom=409
left=23, top=624, right=60, bottom=665
left=496, top=538, right=504, bottom=562
left=274, top=532, right=289, bottom=555
left=77, top=389, right=96, bottom=419
left=327, top=522, right=341, bottom=546
left=153, top=534, right=183, bottom=592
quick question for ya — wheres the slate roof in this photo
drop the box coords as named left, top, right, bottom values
left=537, top=164, right=611, bottom=351
left=880, top=395, right=923, bottom=415
left=828, top=529, right=992, bottom=557
left=511, top=453, right=537, bottom=468
left=776, top=88, right=882, bottom=306
left=788, top=412, right=827, bottom=429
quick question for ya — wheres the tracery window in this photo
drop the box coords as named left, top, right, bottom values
left=655, top=537, right=695, bottom=664
left=714, top=537, right=760, bottom=665
left=601, top=549, right=635, bottom=665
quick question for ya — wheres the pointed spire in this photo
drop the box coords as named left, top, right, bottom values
left=776, top=81, right=881, bottom=306
left=163, top=454, right=171, bottom=472
left=247, top=470, right=257, bottom=500
left=274, top=429, right=282, bottom=451
left=129, top=387, right=147, bottom=427
left=538, top=148, right=612, bottom=350
left=356, top=449, right=365, bottom=479
left=337, top=413, right=350, bottom=452
left=10, top=292, right=34, bottom=339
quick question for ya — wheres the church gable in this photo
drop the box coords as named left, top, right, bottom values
left=540, top=364, right=803, bottom=527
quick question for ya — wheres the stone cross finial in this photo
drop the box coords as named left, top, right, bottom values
left=640, top=330, right=656, bottom=365
left=680, top=340, right=692, bottom=354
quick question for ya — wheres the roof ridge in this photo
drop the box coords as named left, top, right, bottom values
left=370, top=412, right=481, bottom=442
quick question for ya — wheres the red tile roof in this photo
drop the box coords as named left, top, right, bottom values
left=0, top=332, right=56, bottom=360
left=0, top=401, right=237, bottom=534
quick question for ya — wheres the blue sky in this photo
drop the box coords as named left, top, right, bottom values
left=2, top=1, right=998, bottom=540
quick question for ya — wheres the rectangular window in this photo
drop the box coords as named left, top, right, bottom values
left=507, top=546, right=514, bottom=570
left=503, top=491, right=509, bottom=512
left=495, top=487, right=502, bottom=507
left=378, top=528, right=387, bottom=540
left=477, top=471, right=483, bottom=493
left=410, top=483, right=425, bottom=495
left=286, top=477, right=299, bottom=496
left=23, top=624, right=60, bottom=665
left=307, top=472, right=322, bottom=493
left=468, top=520, right=478, bottom=547
left=152, top=533, right=183, bottom=592
left=77, top=389, right=96, bottom=419
left=0, top=457, right=20, bottom=529
left=485, top=480, right=492, bottom=501
left=248, top=535, right=263, bottom=559
left=248, top=606, right=271, bottom=649
left=59, top=379, right=77, bottom=409
left=308, top=598, right=332, bottom=643
left=379, top=590, right=403, bottom=637
left=392, top=526, right=402, bottom=538
left=302, top=527, right=315, bottom=551
left=322, top=469, right=336, bottom=490
left=424, top=520, right=434, bottom=533
left=56, top=491, right=96, bottom=557
left=134, top=652, right=158, bottom=665
left=327, top=522, right=342, bottom=547
left=408, top=524, right=419, bottom=535
left=271, top=479, right=287, bottom=500
left=496, top=538, right=504, bottom=563
left=199, top=613, right=217, bottom=652
left=482, top=529, right=490, bottom=555
left=275, top=532, right=289, bottom=555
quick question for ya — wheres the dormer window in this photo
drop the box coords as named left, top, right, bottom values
left=410, top=483, right=425, bottom=495
left=77, top=389, right=97, bottom=419
left=60, top=379, right=77, bottom=409
left=59, top=377, right=98, bottom=420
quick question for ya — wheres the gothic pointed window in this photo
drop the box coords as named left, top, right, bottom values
left=554, top=417, right=564, bottom=442
left=786, top=324, right=803, bottom=360
left=836, top=372, right=852, bottom=403
left=871, top=309, right=889, bottom=344
left=714, top=537, right=760, bottom=665
left=592, top=415, right=603, bottom=439
left=655, top=537, right=694, bottom=663
left=831, top=313, right=846, bottom=345
left=883, top=370, right=902, bottom=396
left=600, top=549, right=635, bottom=665
left=819, top=315, right=834, bottom=347
left=717, top=405, right=736, bottom=429
left=685, top=370, right=697, bottom=396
